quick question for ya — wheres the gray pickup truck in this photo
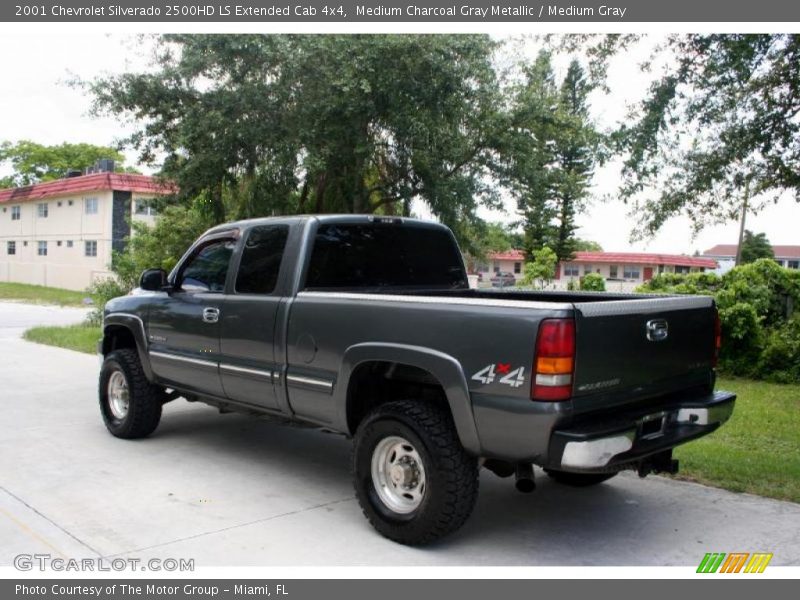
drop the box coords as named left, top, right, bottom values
left=99, top=215, right=735, bottom=544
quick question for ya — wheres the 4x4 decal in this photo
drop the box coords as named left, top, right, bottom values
left=471, top=364, right=526, bottom=388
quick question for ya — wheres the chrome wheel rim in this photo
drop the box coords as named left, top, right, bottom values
left=371, top=435, right=427, bottom=514
left=107, top=371, right=130, bottom=420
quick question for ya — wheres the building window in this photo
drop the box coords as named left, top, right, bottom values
left=7, top=241, right=15, bottom=255
left=513, top=262, right=521, bottom=274
left=609, top=265, right=618, bottom=279
left=68, top=200, right=74, bottom=206
left=84, top=240, right=98, bottom=257
left=564, top=264, right=579, bottom=277
left=66, top=240, right=73, bottom=248
left=493, top=261, right=500, bottom=274
left=37, top=203, right=48, bottom=218
left=623, top=265, right=641, bottom=279
left=583, top=264, right=593, bottom=275
left=37, top=241, right=47, bottom=256
left=57, top=241, right=62, bottom=247
left=11, top=205, right=21, bottom=220
left=84, top=197, right=99, bottom=215
left=774, top=259, right=785, bottom=267
left=134, top=199, right=158, bottom=216
left=787, top=260, right=799, bottom=270
left=674, top=265, right=691, bottom=274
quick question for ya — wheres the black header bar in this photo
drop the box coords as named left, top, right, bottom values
left=3, top=0, right=800, bottom=22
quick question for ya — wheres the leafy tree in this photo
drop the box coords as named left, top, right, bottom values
left=82, top=35, right=509, bottom=246
left=479, top=222, right=514, bottom=254
left=111, top=202, right=214, bottom=290
left=550, top=60, right=598, bottom=261
left=504, top=52, right=560, bottom=259
left=519, top=246, right=558, bottom=289
left=0, top=140, right=132, bottom=187
left=500, top=53, right=599, bottom=261
left=739, top=230, right=774, bottom=264
left=573, top=34, right=800, bottom=239
left=574, top=238, right=603, bottom=252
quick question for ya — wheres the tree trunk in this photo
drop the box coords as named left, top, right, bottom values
left=298, top=179, right=309, bottom=213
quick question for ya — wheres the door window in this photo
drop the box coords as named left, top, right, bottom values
left=235, top=225, right=290, bottom=294
left=179, top=239, right=235, bottom=293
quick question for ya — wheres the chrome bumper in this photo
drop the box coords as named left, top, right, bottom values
left=552, top=390, right=736, bottom=471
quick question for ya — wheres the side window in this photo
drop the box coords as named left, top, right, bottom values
left=235, top=225, right=289, bottom=294
left=179, top=239, right=235, bottom=293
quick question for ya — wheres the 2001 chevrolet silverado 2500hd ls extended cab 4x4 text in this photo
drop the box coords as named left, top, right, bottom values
left=98, top=215, right=735, bottom=544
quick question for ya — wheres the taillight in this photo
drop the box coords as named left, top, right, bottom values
left=532, top=318, right=575, bottom=401
left=712, top=309, right=722, bottom=368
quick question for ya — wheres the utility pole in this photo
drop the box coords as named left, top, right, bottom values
left=734, top=178, right=750, bottom=266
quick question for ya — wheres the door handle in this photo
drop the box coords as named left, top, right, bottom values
left=202, top=307, right=220, bottom=323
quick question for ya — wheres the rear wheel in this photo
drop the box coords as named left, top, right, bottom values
left=99, top=349, right=162, bottom=439
left=352, top=400, right=479, bottom=545
left=544, top=469, right=617, bottom=487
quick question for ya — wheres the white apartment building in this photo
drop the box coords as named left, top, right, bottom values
left=0, top=167, right=174, bottom=291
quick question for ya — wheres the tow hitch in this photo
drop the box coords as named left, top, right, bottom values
left=637, top=450, right=679, bottom=477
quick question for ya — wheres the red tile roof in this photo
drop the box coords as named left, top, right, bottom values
left=0, top=172, right=177, bottom=204
left=570, top=251, right=717, bottom=269
left=488, top=250, right=526, bottom=261
left=703, top=244, right=800, bottom=259
left=489, top=249, right=717, bottom=269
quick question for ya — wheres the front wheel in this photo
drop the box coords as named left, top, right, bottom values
left=352, top=400, right=479, bottom=545
left=544, top=469, right=617, bottom=487
left=99, top=349, right=162, bottom=439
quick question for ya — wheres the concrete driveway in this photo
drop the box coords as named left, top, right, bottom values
left=1, top=301, right=799, bottom=567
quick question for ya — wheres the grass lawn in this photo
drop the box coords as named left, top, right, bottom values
left=0, top=282, right=89, bottom=306
left=23, top=324, right=101, bottom=355
left=672, top=377, right=800, bottom=504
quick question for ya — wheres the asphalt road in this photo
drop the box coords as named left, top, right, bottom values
left=1, top=301, right=799, bottom=567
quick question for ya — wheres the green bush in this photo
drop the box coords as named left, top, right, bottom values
left=717, top=302, right=764, bottom=376
left=758, top=317, right=800, bottom=383
left=638, top=271, right=722, bottom=295
left=579, top=272, right=606, bottom=291
left=85, top=277, right=129, bottom=326
left=719, top=259, right=800, bottom=329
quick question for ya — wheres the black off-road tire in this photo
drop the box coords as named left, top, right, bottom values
left=352, top=400, right=479, bottom=545
left=544, top=469, right=617, bottom=487
left=99, top=349, right=162, bottom=439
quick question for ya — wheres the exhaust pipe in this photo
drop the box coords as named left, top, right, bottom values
left=515, top=463, right=535, bottom=493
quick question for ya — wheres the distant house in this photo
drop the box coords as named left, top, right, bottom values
left=0, top=161, right=175, bottom=291
left=557, top=252, right=717, bottom=283
left=702, top=244, right=800, bottom=274
left=478, top=250, right=526, bottom=279
left=478, top=250, right=717, bottom=286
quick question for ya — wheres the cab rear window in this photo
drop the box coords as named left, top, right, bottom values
left=305, top=223, right=467, bottom=290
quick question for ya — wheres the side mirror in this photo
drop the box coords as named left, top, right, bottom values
left=139, top=268, right=169, bottom=292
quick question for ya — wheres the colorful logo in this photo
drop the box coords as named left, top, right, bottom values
left=697, top=552, right=773, bottom=573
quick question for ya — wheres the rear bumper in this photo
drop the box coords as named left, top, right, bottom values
left=547, top=390, right=735, bottom=472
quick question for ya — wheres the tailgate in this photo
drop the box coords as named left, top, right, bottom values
left=571, top=295, right=716, bottom=409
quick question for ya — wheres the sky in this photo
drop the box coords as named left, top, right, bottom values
left=0, top=32, right=798, bottom=255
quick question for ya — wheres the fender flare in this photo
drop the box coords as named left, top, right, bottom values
left=102, top=313, right=154, bottom=381
left=333, top=342, right=482, bottom=455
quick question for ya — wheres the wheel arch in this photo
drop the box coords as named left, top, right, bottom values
left=102, top=313, right=154, bottom=381
left=333, top=343, right=481, bottom=455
